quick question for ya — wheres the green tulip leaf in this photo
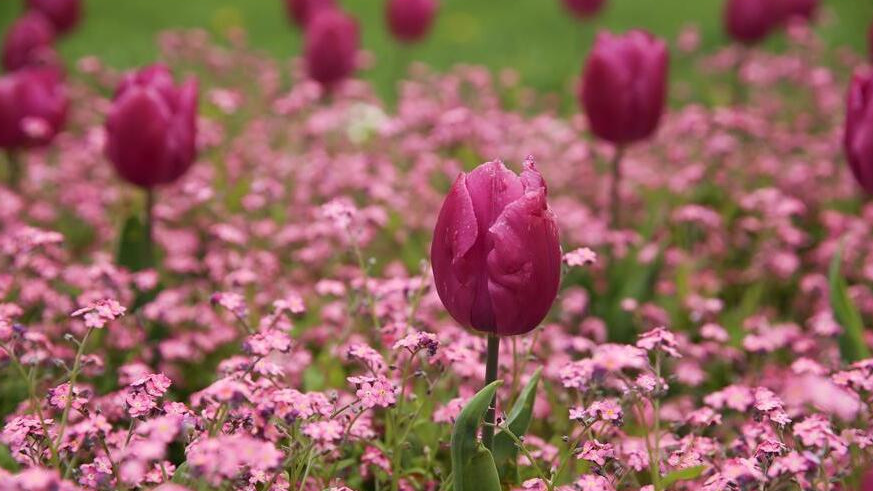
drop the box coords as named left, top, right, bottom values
left=661, top=465, right=705, bottom=489
left=171, top=462, right=189, bottom=484
left=829, top=246, right=871, bottom=362
left=492, top=367, right=542, bottom=484
left=451, top=380, right=503, bottom=491
left=116, top=214, right=154, bottom=272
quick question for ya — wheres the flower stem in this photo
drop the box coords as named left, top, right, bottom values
left=145, top=188, right=155, bottom=263
left=53, top=327, right=93, bottom=457
left=6, top=150, right=21, bottom=189
left=482, top=333, right=500, bottom=451
left=609, top=145, right=624, bottom=229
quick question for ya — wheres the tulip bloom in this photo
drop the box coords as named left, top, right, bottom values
left=26, top=0, right=81, bottom=35
left=723, top=0, right=781, bottom=44
left=562, top=0, right=606, bottom=19
left=580, top=30, right=669, bottom=146
left=0, top=67, right=68, bottom=149
left=105, top=64, right=198, bottom=188
left=2, top=12, right=56, bottom=72
left=304, top=9, right=359, bottom=90
left=779, top=0, right=818, bottom=21
left=284, top=0, right=336, bottom=28
left=431, top=158, right=561, bottom=337
left=844, top=70, right=873, bottom=195
left=386, top=0, right=438, bottom=43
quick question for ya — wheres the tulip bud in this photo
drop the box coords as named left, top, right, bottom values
left=304, top=9, right=359, bottom=90
left=26, top=0, right=81, bottom=35
left=2, top=12, right=56, bottom=72
left=0, top=67, right=68, bottom=149
left=284, top=0, right=336, bottom=28
left=579, top=30, right=669, bottom=146
left=723, top=0, right=781, bottom=44
left=779, top=0, right=818, bottom=21
left=105, top=64, right=199, bottom=188
left=431, top=157, right=561, bottom=336
left=561, top=0, right=606, bottom=19
left=386, top=0, right=438, bottom=43
left=844, top=70, right=873, bottom=195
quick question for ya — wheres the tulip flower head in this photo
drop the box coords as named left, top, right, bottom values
left=0, top=67, right=68, bottom=149
left=26, top=0, right=81, bottom=35
left=105, top=64, right=199, bottom=189
left=580, top=30, right=669, bottom=146
left=431, top=157, right=562, bottom=337
left=2, top=12, right=56, bottom=72
left=779, top=0, right=818, bottom=21
left=304, top=9, right=360, bottom=91
left=844, top=69, right=873, bottom=195
left=284, top=0, right=336, bottom=28
left=386, top=0, right=438, bottom=43
left=723, top=0, right=782, bottom=44
left=562, top=0, right=607, bottom=19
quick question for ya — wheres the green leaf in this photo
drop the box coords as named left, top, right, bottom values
left=492, top=367, right=542, bottom=484
left=829, top=246, right=871, bottom=362
left=0, top=444, right=19, bottom=472
left=661, top=465, right=705, bottom=489
left=451, top=380, right=503, bottom=491
left=116, top=214, right=154, bottom=272
left=171, top=462, right=189, bottom=484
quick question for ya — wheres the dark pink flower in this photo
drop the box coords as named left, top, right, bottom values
left=0, top=67, right=68, bottom=149
left=778, top=0, right=818, bottom=21
left=844, top=69, right=873, bottom=194
left=431, top=157, right=561, bottom=336
left=304, top=8, right=359, bottom=90
left=2, top=12, right=56, bottom=72
left=561, top=0, right=606, bottom=19
left=284, top=0, right=335, bottom=28
left=26, top=0, right=81, bottom=35
left=580, top=30, right=669, bottom=146
left=105, top=64, right=198, bottom=188
left=386, top=0, right=438, bottom=43
left=723, top=0, right=782, bottom=44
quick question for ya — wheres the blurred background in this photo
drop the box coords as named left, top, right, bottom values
left=1, top=0, right=872, bottom=102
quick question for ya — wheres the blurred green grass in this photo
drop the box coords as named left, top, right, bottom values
left=1, top=0, right=872, bottom=102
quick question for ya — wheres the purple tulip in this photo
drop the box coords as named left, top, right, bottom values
left=844, top=70, right=873, bottom=195
left=723, top=0, right=782, bottom=44
left=284, top=0, right=336, bottom=28
left=580, top=30, right=669, bottom=146
left=2, top=12, right=57, bottom=72
left=304, top=9, right=359, bottom=90
left=431, top=157, right=561, bottom=337
left=105, top=64, right=198, bottom=188
left=779, top=0, right=818, bottom=21
left=386, top=0, right=438, bottom=43
left=26, top=0, right=82, bottom=35
left=561, top=0, right=606, bottom=19
left=0, top=67, right=68, bottom=149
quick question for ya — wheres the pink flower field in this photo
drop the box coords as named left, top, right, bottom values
left=2, top=0, right=873, bottom=490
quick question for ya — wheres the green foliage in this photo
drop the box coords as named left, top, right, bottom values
left=660, top=465, right=705, bottom=489
left=492, top=367, right=542, bottom=485
left=0, top=444, right=18, bottom=472
left=829, top=246, right=872, bottom=362
left=451, top=380, right=502, bottom=491
left=116, top=214, right=154, bottom=272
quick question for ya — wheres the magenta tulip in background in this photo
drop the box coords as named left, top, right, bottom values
left=2, top=12, right=56, bottom=72
left=304, top=9, right=359, bottom=90
left=580, top=30, right=668, bottom=146
left=844, top=70, right=873, bottom=195
left=562, top=0, right=606, bottom=19
left=779, top=0, right=819, bottom=21
left=105, top=64, right=198, bottom=188
left=431, top=157, right=561, bottom=337
left=387, top=0, right=438, bottom=43
left=284, top=0, right=336, bottom=28
left=0, top=67, right=67, bottom=149
left=723, top=0, right=781, bottom=44
left=26, top=0, right=81, bottom=35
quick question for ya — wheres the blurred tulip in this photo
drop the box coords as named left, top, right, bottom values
left=844, top=69, right=873, bottom=195
left=723, top=0, right=781, bottom=44
left=0, top=67, right=68, bottom=149
left=861, top=469, right=873, bottom=491
left=431, top=157, right=561, bottom=337
left=2, top=12, right=56, bottom=72
left=387, top=0, right=438, bottom=43
left=562, top=0, right=606, bottom=19
left=26, top=0, right=81, bottom=35
left=779, top=0, right=818, bottom=21
left=105, top=64, right=198, bottom=189
left=304, top=9, right=359, bottom=90
left=580, top=30, right=669, bottom=146
left=284, top=0, right=335, bottom=28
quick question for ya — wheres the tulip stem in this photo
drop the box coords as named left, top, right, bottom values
left=609, top=145, right=624, bottom=228
left=6, top=151, right=21, bottom=190
left=145, top=188, right=155, bottom=260
left=482, top=333, right=500, bottom=451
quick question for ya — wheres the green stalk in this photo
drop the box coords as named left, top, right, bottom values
left=481, top=334, right=500, bottom=450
